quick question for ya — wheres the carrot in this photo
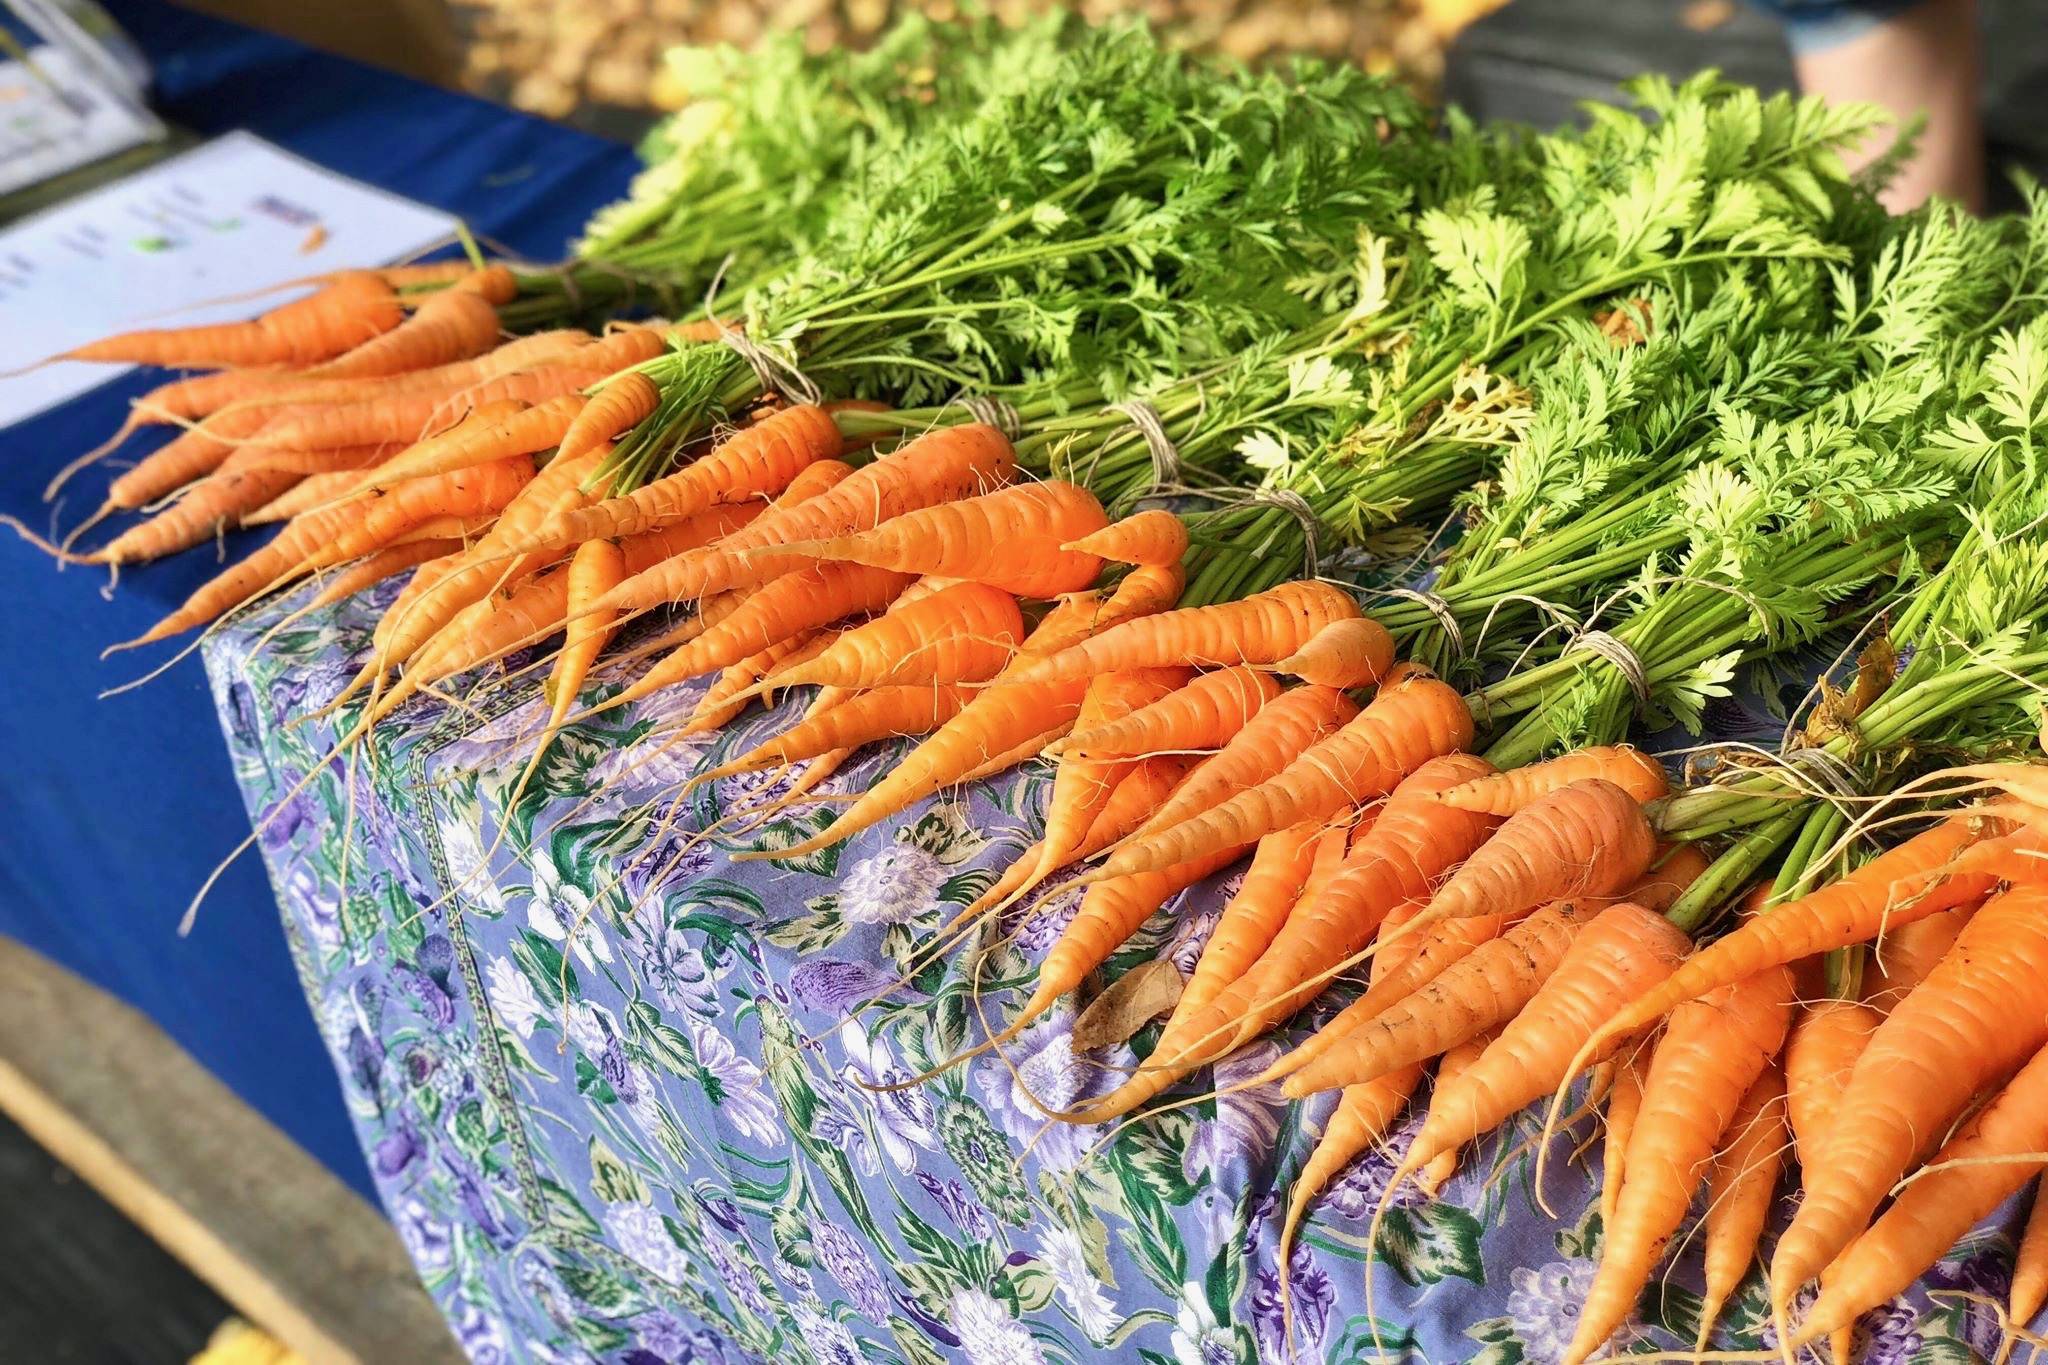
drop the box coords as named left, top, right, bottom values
left=606, top=563, right=913, bottom=711
left=103, top=406, right=276, bottom=511
left=1861, top=903, right=1977, bottom=1014
left=89, top=468, right=301, bottom=565
left=1277, top=897, right=1434, bottom=1271
left=1431, top=745, right=1669, bottom=815
left=354, top=395, right=584, bottom=493
left=225, top=442, right=401, bottom=479
left=772, top=481, right=1109, bottom=597
left=1770, top=884, right=2048, bottom=1303
left=711, top=684, right=973, bottom=778
left=1075, top=755, right=1498, bottom=1123
left=558, top=371, right=661, bottom=465
left=1386, top=903, right=1693, bottom=1183
left=1417, top=1031, right=1498, bottom=1197
left=1089, top=562, right=1186, bottom=633
left=735, top=678, right=1088, bottom=862
left=1785, top=999, right=1880, bottom=1167
left=303, top=286, right=501, bottom=380
left=1005, top=580, right=1363, bottom=683
left=1794, top=1040, right=2048, bottom=1343
left=595, top=422, right=1018, bottom=609
left=1262, top=617, right=1396, bottom=689
left=2012, top=1178, right=2048, bottom=1342
left=679, top=630, right=836, bottom=737
left=1565, top=963, right=1794, bottom=1364
left=1099, top=676, right=1474, bottom=879
left=61, top=272, right=400, bottom=367
left=1050, top=666, right=1281, bottom=762
left=531, top=402, right=846, bottom=551
left=1557, top=817, right=2003, bottom=1105
left=946, top=755, right=1202, bottom=933
left=1696, top=1064, right=1789, bottom=1351
left=1281, top=897, right=1606, bottom=1097
left=992, top=668, right=1192, bottom=905
left=1128, top=686, right=1361, bottom=844
left=1599, top=1051, right=1645, bottom=1231
left=225, top=328, right=591, bottom=413
left=1171, top=821, right=1324, bottom=1024
left=1408, top=778, right=1655, bottom=923
left=755, top=582, right=1026, bottom=692
left=1063, top=509, right=1187, bottom=567
left=306, top=539, right=464, bottom=610
left=990, top=845, right=1249, bottom=1051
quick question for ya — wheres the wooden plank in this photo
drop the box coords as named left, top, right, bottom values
left=0, top=935, right=461, bottom=1365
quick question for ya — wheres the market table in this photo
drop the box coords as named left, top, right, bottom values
left=200, top=576, right=2027, bottom=1363
left=0, top=0, right=636, bottom=1199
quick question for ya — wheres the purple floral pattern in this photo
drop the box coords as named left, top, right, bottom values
left=206, top=589, right=2043, bottom=1364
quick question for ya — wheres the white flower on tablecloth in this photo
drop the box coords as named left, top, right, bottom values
left=439, top=817, right=506, bottom=917
left=528, top=853, right=614, bottom=969
left=451, top=1299, right=514, bottom=1365
left=688, top=1019, right=785, bottom=1147
left=838, top=843, right=947, bottom=925
left=564, top=1001, right=618, bottom=1055
left=287, top=859, right=344, bottom=955
left=836, top=1019, right=937, bottom=1172
left=1505, top=1259, right=1638, bottom=1363
left=1037, top=1224, right=1118, bottom=1344
left=950, top=1288, right=1047, bottom=1365
left=628, top=907, right=720, bottom=1017
left=974, top=1009, right=1107, bottom=1173
left=483, top=956, right=545, bottom=1039
left=394, top=1197, right=452, bottom=1274
left=791, top=1301, right=863, bottom=1365
left=589, top=709, right=715, bottom=792
left=605, top=1202, right=688, bottom=1284
left=1169, top=1283, right=1236, bottom=1365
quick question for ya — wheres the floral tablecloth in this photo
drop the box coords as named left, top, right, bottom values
left=204, top=579, right=2027, bottom=1365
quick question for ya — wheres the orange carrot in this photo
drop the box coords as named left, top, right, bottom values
left=354, top=395, right=584, bottom=492
left=2013, top=1179, right=2048, bottom=1341
left=707, top=685, right=973, bottom=777
left=1128, top=686, right=1361, bottom=844
left=557, top=371, right=661, bottom=465
left=1088, top=562, right=1186, bottom=633
left=1064, top=509, right=1187, bottom=567
left=1078, top=755, right=1498, bottom=1121
left=773, top=481, right=1109, bottom=597
left=1785, top=999, right=1881, bottom=1166
left=1262, top=617, right=1396, bottom=689
left=1416, top=1031, right=1498, bottom=1197
left=994, top=845, right=1249, bottom=1049
left=304, top=286, right=501, bottom=380
left=946, top=754, right=1201, bottom=933
left=306, top=539, right=463, bottom=610
left=1600, top=1051, right=1645, bottom=1230
left=89, top=468, right=300, bottom=565
left=1770, top=885, right=2048, bottom=1304
left=1408, top=778, right=1656, bottom=922
left=679, top=630, right=836, bottom=737
left=757, top=582, right=1026, bottom=692
left=1794, top=1040, right=2048, bottom=1343
left=1696, top=1064, right=1790, bottom=1352
left=531, top=537, right=629, bottom=739
left=1050, top=666, right=1281, bottom=762
left=1861, top=904, right=1977, bottom=1014
left=1171, top=821, right=1324, bottom=1024
left=1432, top=745, right=1669, bottom=815
left=1005, top=580, right=1362, bottom=682
left=1558, top=817, right=2002, bottom=1103
left=1566, top=964, right=1794, bottom=1364
left=1387, top=903, right=1693, bottom=1181
left=595, top=422, right=1018, bottom=609
left=1281, top=897, right=1606, bottom=1096
left=1099, top=676, right=1474, bottom=879
left=607, top=563, right=914, bottom=710
left=225, top=442, right=401, bottom=479
left=62, top=272, right=400, bottom=367
left=104, top=406, right=277, bottom=510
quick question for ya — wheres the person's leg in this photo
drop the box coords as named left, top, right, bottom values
left=1787, top=0, right=1986, bottom=212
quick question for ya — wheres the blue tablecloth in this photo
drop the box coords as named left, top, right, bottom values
left=0, top=0, right=637, bottom=1199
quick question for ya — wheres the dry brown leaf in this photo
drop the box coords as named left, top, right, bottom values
left=1594, top=298, right=1654, bottom=348
left=1072, top=959, right=1184, bottom=1051
left=1849, top=628, right=1896, bottom=719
